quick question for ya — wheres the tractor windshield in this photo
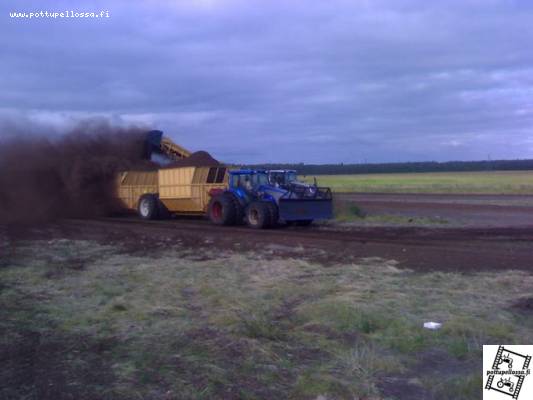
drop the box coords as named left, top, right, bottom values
left=286, top=171, right=297, bottom=182
left=269, top=172, right=284, bottom=185
left=253, top=172, right=269, bottom=186
left=231, top=172, right=269, bottom=190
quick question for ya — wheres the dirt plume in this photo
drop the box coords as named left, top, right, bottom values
left=0, top=121, right=157, bottom=224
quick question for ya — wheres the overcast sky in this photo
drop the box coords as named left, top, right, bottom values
left=2, top=0, right=533, bottom=163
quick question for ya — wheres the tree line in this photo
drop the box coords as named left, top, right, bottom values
left=236, top=159, right=533, bottom=175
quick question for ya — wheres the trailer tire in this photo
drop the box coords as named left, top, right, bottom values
left=157, top=199, right=171, bottom=220
left=245, top=202, right=270, bottom=229
left=208, top=194, right=237, bottom=225
left=295, top=219, right=313, bottom=226
left=138, top=194, right=159, bottom=220
left=264, top=202, right=279, bottom=228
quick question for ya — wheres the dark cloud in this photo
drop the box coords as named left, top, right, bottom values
left=1, top=0, right=533, bottom=162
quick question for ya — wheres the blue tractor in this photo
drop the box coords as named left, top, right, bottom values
left=207, top=169, right=333, bottom=228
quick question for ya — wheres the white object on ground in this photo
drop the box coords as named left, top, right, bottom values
left=423, top=321, right=442, bottom=330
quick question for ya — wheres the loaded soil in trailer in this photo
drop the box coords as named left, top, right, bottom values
left=160, top=151, right=222, bottom=168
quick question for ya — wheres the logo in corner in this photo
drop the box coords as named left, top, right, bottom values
left=484, top=345, right=532, bottom=399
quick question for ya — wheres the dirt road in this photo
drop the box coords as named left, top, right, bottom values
left=5, top=213, right=532, bottom=272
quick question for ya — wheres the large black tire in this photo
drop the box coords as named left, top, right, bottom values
left=295, top=219, right=313, bottom=227
left=245, top=202, right=271, bottom=229
left=264, top=202, right=279, bottom=228
left=138, top=194, right=159, bottom=220
left=229, top=194, right=245, bottom=225
left=157, top=199, right=171, bottom=220
left=208, top=193, right=240, bottom=225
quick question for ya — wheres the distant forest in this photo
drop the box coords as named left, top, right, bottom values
left=237, top=159, right=533, bottom=175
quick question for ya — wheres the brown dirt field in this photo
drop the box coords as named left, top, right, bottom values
left=4, top=193, right=533, bottom=272
left=4, top=211, right=533, bottom=272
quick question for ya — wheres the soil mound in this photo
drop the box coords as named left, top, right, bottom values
left=162, top=151, right=222, bottom=168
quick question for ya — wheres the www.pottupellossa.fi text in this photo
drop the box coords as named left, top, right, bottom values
left=9, top=10, right=110, bottom=19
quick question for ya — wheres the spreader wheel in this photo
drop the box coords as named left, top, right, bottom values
left=138, top=194, right=159, bottom=220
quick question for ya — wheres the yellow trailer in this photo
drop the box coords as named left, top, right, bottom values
left=116, top=164, right=228, bottom=218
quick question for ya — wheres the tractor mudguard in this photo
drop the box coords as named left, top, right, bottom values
left=278, top=198, right=333, bottom=221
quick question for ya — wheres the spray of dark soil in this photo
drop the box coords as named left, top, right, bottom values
left=0, top=121, right=157, bottom=224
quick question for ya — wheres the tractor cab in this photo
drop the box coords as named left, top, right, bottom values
left=267, top=169, right=332, bottom=201
left=227, top=169, right=271, bottom=205
left=268, top=170, right=298, bottom=187
left=229, top=169, right=269, bottom=193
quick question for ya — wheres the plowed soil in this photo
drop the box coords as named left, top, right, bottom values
left=4, top=193, right=533, bottom=272
left=4, top=218, right=532, bottom=273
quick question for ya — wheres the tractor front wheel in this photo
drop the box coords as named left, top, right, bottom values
left=264, top=202, right=279, bottom=228
left=245, top=202, right=270, bottom=229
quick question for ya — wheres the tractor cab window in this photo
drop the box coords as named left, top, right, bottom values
left=231, top=174, right=254, bottom=191
left=269, top=172, right=284, bottom=186
left=231, top=172, right=268, bottom=190
left=241, top=174, right=253, bottom=191
left=253, top=173, right=269, bottom=186
left=286, top=171, right=297, bottom=182
left=269, top=171, right=296, bottom=186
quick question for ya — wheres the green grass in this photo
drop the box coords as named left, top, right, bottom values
left=305, top=170, right=533, bottom=194
left=2, top=238, right=533, bottom=399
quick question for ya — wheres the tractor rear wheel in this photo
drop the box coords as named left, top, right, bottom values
left=208, top=193, right=239, bottom=225
left=138, top=194, right=159, bottom=220
left=245, top=202, right=270, bottom=229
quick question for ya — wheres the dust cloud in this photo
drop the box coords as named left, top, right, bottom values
left=0, top=121, right=157, bottom=224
